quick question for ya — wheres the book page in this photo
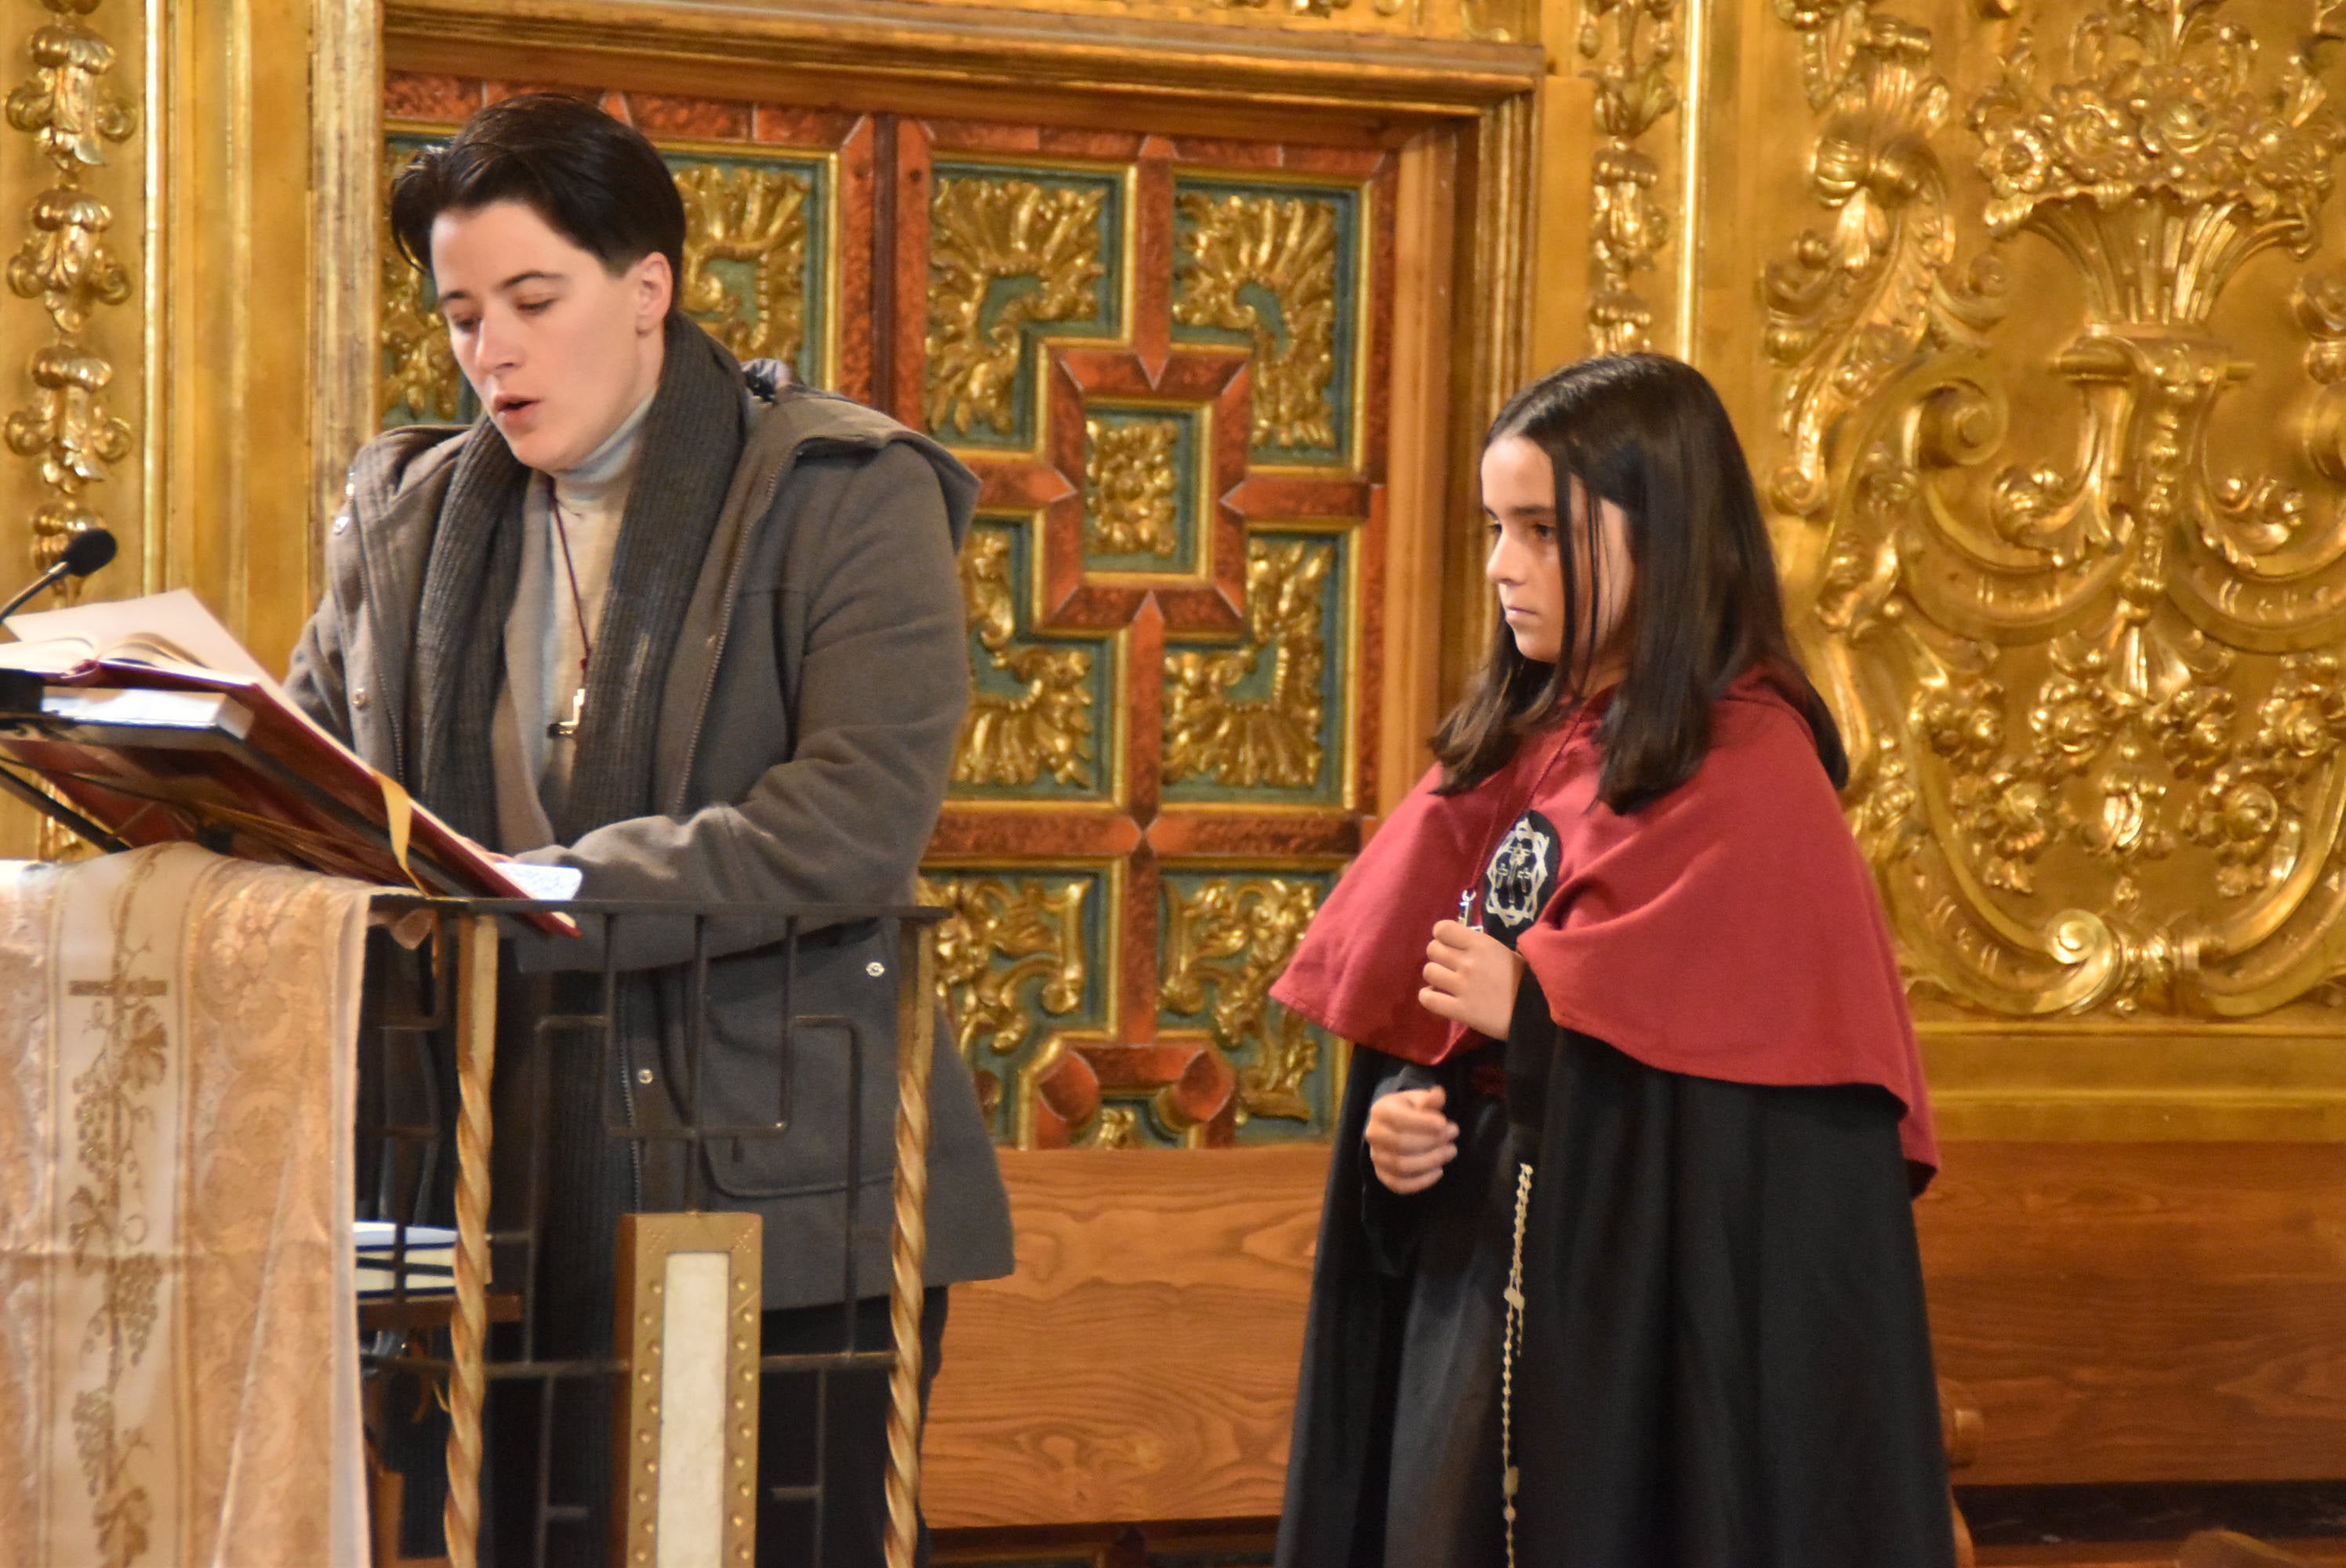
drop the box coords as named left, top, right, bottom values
left=6, top=588, right=278, bottom=686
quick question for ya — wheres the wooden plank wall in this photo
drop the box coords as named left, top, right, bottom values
left=923, top=1142, right=2346, bottom=1527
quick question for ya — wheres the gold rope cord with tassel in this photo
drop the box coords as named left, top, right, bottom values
left=1502, top=1159, right=1533, bottom=1567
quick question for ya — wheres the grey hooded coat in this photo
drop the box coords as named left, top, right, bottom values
left=285, top=369, right=1014, bottom=1310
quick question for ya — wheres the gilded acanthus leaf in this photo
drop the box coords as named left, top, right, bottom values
left=1084, top=417, right=1182, bottom=557
left=1764, top=4, right=2006, bottom=517
left=1174, top=191, right=1342, bottom=453
left=8, top=187, right=126, bottom=334
left=953, top=527, right=1097, bottom=789
left=5, top=344, right=128, bottom=491
left=1163, top=539, right=1332, bottom=791
left=1160, top=877, right=1324, bottom=1121
left=675, top=162, right=812, bottom=371
left=921, top=872, right=1089, bottom=1060
left=1968, top=5, right=2346, bottom=321
left=5, top=21, right=134, bottom=173
left=1579, top=0, right=1681, bottom=350
left=927, top=176, right=1105, bottom=439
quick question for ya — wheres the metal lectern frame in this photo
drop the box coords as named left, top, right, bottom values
left=353, top=895, right=945, bottom=1568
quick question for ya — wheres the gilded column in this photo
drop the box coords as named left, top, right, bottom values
left=4, top=0, right=137, bottom=581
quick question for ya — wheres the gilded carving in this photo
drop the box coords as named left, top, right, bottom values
left=1786, top=0, right=2346, bottom=1016
left=5, top=0, right=136, bottom=583
left=8, top=187, right=125, bottom=333
left=1578, top=0, right=1680, bottom=352
left=1084, top=416, right=1182, bottom=557
left=1968, top=5, right=2345, bottom=321
left=674, top=162, right=811, bottom=372
left=380, top=144, right=460, bottom=424
left=5, top=343, right=128, bottom=490
left=1163, top=538, right=1332, bottom=790
left=1161, top=877, right=1324, bottom=1120
left=1084, top=1105, right=1140, bottom=1149
left=953, top=526, right=1098, bottom=789
left=5, top=14, right=133, bottom=169
left=927, top=175, right=1106, bottom=439
left=1174, top=190, right=1341, bottom=452
left=1763, top=0, right=2006, bottom=516
left=921, top=872, right=1089, bottom=1060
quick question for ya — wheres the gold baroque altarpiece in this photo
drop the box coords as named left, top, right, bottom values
left=1611, top=0, right=2346, bottom=1133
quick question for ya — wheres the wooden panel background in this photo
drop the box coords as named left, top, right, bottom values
left=925, top=1139, right=2346, bottom=1526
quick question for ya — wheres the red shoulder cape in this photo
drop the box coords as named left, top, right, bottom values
left=1272, top=673, right=1938, bottom=1177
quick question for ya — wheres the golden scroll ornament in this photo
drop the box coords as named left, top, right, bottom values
left=674, top=161, right=811, bottom=371
left=1762, top=0, right=2006, bottom=517
left=1774, top=0, right=2346, bottom=1015
left=1163, top=537, right=1333, bottom=790
left=920, top=871, right=1090, bottom=1060
left=927, top=175, right=1106, bottom=440
left=952, top=525, right=1097, bottom=789
left=1160, top=876, right=1324, bottom=1121
left=1173, top=190, right=1342, bottom=452
left=5, top=0, right=136, bottom=584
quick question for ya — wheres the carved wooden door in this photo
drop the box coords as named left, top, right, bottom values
left=380, top=81, right=1407, bottom=1152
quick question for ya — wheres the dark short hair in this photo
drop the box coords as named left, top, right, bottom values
left=1432, top=354, right=1847, bottom=811
left=388, top=92, right=684, bottom=291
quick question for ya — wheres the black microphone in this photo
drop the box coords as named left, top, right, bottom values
left=0, top=527, right=116, bottom=626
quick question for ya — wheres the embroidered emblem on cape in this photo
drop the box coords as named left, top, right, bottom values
left=1482, top=809, right=1560, bottom=949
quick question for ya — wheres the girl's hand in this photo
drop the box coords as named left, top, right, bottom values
left=1419, top=919, right=1524, bottom=1039
left=1365, top=1085, right=1458, bottom=1195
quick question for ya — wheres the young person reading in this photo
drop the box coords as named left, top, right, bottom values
left=1269, top=354, right=1954, bottom=1566
left=285, top=93, right=1011, bottom=1566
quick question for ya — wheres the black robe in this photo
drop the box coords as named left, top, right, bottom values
left=1276, top=986, right=1956, bottom=1568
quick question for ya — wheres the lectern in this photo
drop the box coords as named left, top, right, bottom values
left=0, top=670, right=942, bottom=1568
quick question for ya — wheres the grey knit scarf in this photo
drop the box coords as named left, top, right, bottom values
left=409, top=316, right=748, bottom=848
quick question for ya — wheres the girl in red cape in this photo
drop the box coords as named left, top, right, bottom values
left=1269, top=354, right=1955, bottom=1568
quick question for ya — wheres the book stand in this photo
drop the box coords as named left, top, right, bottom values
left=0, top=677, right=941, bottom=1568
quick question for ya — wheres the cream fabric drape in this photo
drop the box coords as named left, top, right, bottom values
left=0, top=844, right=372, bottom=1568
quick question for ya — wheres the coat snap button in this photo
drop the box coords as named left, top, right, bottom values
left=636, top=1068, right=654, bottom=1085
left=332, top=513, right=351, bottom=535
left=866, top=960, right=885, bottom=978
left=351, top=687, right=370, bottom=709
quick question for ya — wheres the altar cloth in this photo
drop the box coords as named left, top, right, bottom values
left=0, top=844, right=372, bottom=1568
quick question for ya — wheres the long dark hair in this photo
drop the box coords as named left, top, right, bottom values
left=1431, top=354, right=1846, bottom=810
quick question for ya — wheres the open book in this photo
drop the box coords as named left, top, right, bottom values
left=0, top=590, right=579, bottom=935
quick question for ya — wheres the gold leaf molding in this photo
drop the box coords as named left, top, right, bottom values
left=1578, top=0, right=1681, bottom=353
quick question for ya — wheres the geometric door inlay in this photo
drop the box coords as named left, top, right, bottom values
left=909, top=118, right=1393, bottom=1147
